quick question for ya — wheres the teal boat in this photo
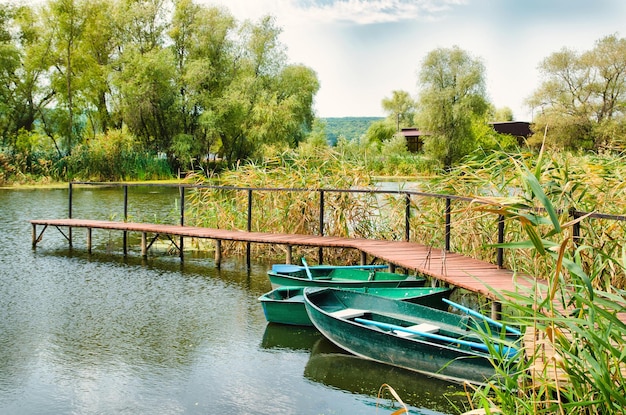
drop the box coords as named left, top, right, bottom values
left=303, top=287, right=521, bottom=385
left=259, top=285, right=452, bottom=326
left=267, top=264, right=426, bottom=290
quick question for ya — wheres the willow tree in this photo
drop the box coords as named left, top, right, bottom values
left=528, top=34, right=626, bottom=151
left=417, top=46, right=489, bottom=169
left=113, top=0, right=176, bottom=154
left=382, top=90, right=416, bottom=131
left=77, top=0, right=119, bottom=136
left=170, top=6, right=319, bottom=167
left=42, top=0, right=89, bottom=155
left=0, top=4, right=22, bottom=144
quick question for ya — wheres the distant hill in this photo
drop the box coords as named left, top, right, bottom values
left=320, top=117, right=384, bottom=145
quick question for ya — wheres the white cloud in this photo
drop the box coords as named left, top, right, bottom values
left=295, top=0, right=467, bottom=25
left=215, top=0, right=466, bottom=25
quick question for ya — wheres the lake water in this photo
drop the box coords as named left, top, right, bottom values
left=0, top=186, right=466, bottom=414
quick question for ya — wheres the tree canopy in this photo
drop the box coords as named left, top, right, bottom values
left=527, top=34, right=626, bottom=151
left=0, top=0, right=319, bottom=171
left=417, top=46, right=489, bottom=169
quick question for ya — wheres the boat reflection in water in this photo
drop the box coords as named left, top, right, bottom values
left=260, top=322, right=322, bottom=351
left=304, top=338, right=468, bottom=414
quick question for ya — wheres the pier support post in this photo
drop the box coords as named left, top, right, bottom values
left=286, top=245, right=292, bottom=264
left=123, top=185, right=128, bottom=256
left=141, top=232, right=147, bottom=258
left=491, top=301, right=502, bottom=321
left=215, top=240, right=222, bottom=268
left=31, top=224, right=37, bottom=248
left=360, top=251, right=367, bottom=265
left=246, top=242, right=251, bottom=269
left=179, top=186, right=185, bottom=262
left=87, top=228, right=92, bottom=253
left=68, top=182, right=73, bottom=248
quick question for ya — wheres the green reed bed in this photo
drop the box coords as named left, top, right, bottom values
left=460, top=151, right=626, bottom=415
left=185, top=146, right=378, bottom=261
left=183, top=145, right=626, bottom=412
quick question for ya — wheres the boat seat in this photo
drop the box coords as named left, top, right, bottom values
left=330, top=308, right=367, bottom=319
left=396, top=323, right=440, bottom=338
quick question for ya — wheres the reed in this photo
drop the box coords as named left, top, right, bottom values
left=464, top=151, right=626, bottom=414
left=185, top=146, right=626, bottom=291
left=186, top=146, right=376, bottom=261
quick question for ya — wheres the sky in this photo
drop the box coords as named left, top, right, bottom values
left=198, top=0, right=626, bottom=121
left=8, top=0, right=626, bottom=121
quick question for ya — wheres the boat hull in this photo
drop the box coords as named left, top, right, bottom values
left=259, top=286, right=452, bottom=326
left=303, top=288, right=516, bottom=385
left=259, top=287, right=312, bottom=326
left=268, top=267, right=426, bottom=290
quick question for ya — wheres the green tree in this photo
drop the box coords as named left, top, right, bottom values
left=7, top=4, right=61, bottom=155
left=169, top=0, right=236, bottom=170
left=44, top=0, right=89, bottom=155
left=0, top=4, right=21, bottom=144
left=364, top=119, right=396, bottom=147
left=528, top=34, right=626, bottom=150
left=381, top=90, right=416, bottom=131
left=493, top=106, right=514, bottom=122
left=417, top=46, right=489, bottom=169
left=113, top=0, right=176, bottom=154
left=77, top=0, right=119, bottom=136
left=179, top=12, right=319, bottom=165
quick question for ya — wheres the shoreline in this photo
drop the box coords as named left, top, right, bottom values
left=0, top=178, right=185, bottom=190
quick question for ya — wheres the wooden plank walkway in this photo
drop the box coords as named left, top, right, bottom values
left=30, top=218, right=532, bottom=302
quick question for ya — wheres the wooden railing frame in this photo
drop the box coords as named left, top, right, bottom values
left=67, top=181, right=626, bottom=268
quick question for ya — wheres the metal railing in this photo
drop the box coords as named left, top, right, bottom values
left=68, top=181, right=626, bottom=267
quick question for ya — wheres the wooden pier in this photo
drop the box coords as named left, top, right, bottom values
left=30, top=218, right=531, bottom=306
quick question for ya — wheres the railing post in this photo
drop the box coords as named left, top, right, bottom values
left=497, top=215, right=505, bottom=268
left=123, top=184, right=128, bottom=255
left=445, top=197, right=451, bottom=252
left=68, top=182, right=73, bottom=248
left=246, top=188, right=253, bottom=268
left=405, top=193, right=411, bottom=242
left=179, top=186, right=185, bottom=261
left=571, top=208, right=581, bottom=249
left=318, top=189, right=325, bottom=264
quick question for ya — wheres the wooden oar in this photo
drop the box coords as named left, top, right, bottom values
left=354, top=318, right=518, bottom=357
left=442, top=298, right=522, bottom=336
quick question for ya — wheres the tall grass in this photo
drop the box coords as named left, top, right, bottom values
left=420, top=150, right=626, bottom=288
left=186, top=144, right=380, bottom=261
left=465, top=151, right=626, bottom=414
left=185, top=145, right=626, bottom=292
left=63, top=129, right=172, bottom=181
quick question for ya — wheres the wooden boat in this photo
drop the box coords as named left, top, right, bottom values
left=259, top=285, right=452, bottom=326
left=303, top=287, right=521, bottom=385
left=267, top=264, right=426, bottom=289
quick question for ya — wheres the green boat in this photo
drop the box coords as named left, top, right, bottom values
left=267, top=265, right=426, bottom=290
left=258, top=285, right=452, bottom=326
left=303, top=287, right=521, bottom=385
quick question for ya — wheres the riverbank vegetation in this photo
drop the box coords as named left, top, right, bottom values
left=464, top=153, right=626, bottom=414
left=3, top=2, right=626, bottom=186
left=0, top=0, right=319, bottom=184
left=185, top=143, right=626, bottom=414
